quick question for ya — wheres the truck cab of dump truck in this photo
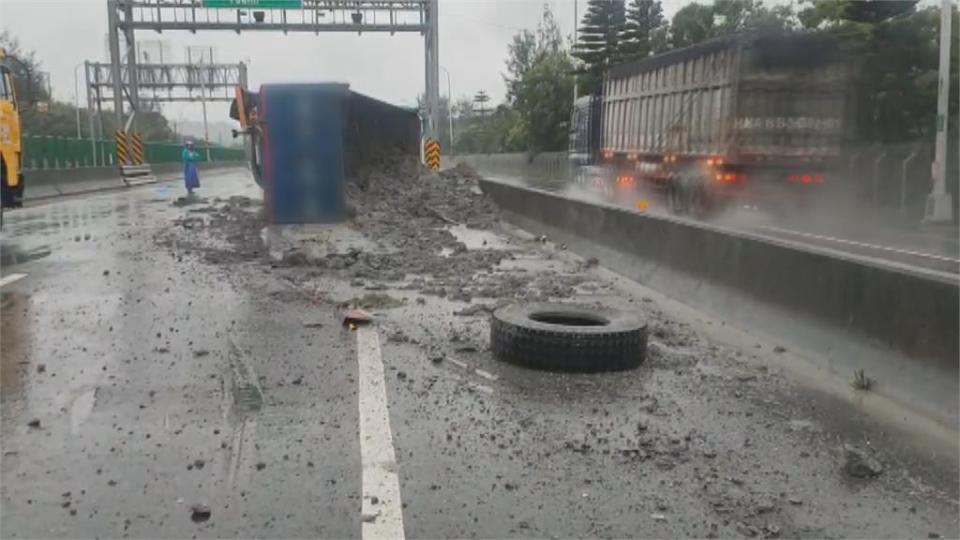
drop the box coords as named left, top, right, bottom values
left=0, top=47, right=24, bottom=209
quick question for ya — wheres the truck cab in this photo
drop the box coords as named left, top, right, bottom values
left=0, top=47, right=24, bottom=208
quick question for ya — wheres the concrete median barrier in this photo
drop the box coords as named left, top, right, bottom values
left=23, top=161, right=246, bottom=201
left=481, top=178, right=959, bottom=430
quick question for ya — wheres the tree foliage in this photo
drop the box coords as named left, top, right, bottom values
left=618, top=0, right=668, bottom=62
left=669, top=0, right=795, bottom=48
left=504, top=30, right=537, bottom=105
left=799, top=1, right=957, bottom=143
left=515, top=51, right=575, bottom=153
left=2, top=30, right=177, bottom=141
left=0, top=29, right=50, bottom=104
left=573, top=0, right=626, bottom=95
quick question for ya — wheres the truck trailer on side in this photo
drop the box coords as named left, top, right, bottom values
left=570, top=31, right=851, bottom=216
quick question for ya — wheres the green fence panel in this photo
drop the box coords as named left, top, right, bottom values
left=22, top=135, right=241, bottom=170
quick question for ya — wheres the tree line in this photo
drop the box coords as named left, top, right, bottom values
left=452, top=0, right=958, bottom=155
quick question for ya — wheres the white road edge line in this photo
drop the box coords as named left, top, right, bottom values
left=356, top=326, right=405, bottom=540
left=0, top=273, right=27, bottom=288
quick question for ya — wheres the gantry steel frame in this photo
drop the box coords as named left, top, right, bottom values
left=106, top=0, right=440, bottom=142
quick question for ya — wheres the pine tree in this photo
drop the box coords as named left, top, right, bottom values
left=617, top=0, right=666, bottom=62
left=572, top=0, right=626, bottom=95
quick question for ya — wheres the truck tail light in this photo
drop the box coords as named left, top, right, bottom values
left=788, top=173, right=824, bottom=184
left=714, top=173, right=742, bottom=183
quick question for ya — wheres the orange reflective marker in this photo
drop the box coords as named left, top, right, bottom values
left=635, top=199, right=650, bottom=210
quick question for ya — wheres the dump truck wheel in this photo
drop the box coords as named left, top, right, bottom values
left=666, top=181, right=686, bottom=214
left=249, top=129, right=264, bottom=189
left=491, top=303, right=647, bottom=372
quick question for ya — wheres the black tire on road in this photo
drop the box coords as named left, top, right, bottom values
left=491, top=303, right=647, bottom=372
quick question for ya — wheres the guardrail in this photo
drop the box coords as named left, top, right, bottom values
left=479, top=177, right=959, bottom=432
left=21, top=135, right=246, bottom=171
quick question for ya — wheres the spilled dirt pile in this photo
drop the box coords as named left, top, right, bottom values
left=280, top=158, right=512, bottom=288
left=160, top=158, right=589, bottom=303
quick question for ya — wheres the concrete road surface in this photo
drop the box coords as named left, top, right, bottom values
left=1, top=168, right=957, bottom=539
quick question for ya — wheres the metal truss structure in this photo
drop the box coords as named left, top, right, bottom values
left=87, top=61, right=247, bottom=104
left=106, top=0, right=440, bottom=162
left=118, top=0, right=429, bottom=33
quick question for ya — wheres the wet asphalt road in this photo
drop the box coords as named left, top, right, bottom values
left=2, top=169, right=958, bottom=539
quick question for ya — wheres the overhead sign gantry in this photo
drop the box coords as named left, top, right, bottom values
left=106, top=0, right=440, bottom=142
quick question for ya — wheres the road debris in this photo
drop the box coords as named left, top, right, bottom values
left=841, top=444, right=884, bottom=478
left=189, top=504, right=211, bottom=523
left=343, top=308, right=374, bottom=326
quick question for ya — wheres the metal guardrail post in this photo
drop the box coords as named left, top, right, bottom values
left=847, top=150, right=861, bottom=193
left=900, top=146, right=920, bottom=218
left=872, top=150, right=888, bottom=205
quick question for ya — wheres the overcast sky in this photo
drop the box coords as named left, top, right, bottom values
left=0, top=0, right=700, bottom=123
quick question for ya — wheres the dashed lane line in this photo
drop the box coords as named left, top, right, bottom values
left=355, top=326, right=405, bottom=540
left=0, top=273, right=27, bottom=288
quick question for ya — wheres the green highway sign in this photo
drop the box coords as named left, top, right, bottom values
left=202, top=0, right=303, bottom=8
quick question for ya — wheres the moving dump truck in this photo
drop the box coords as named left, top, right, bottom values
left=570, top=31, right=851, bottom=215
left=0, top=47, right=24, bottom=209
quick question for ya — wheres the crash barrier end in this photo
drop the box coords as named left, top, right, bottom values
left=424, top=138, right=441, bottom=171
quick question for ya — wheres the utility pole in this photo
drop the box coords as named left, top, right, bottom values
left=573, top=0, right=578, bottom=101
left=424, top=0, right=440, bottom=140
left=107, top=0, right=124, bottom=130
left=73, top=63, right=83, bottom=138
left=440, top=65, right=454, bottom=150
left=85, top=62, right=98, bottom=166
left=473, top=90, right=490, bottom=117
left=926, top=0, right=954, bottom=223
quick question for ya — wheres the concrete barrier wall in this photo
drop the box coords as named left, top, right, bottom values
left=24, top=162, right=247, bottom=201
left=481, top=178, right=959, bottom=428
left=456, top=152, right=569, bottom=180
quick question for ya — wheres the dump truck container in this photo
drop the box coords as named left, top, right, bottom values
left=257, top=83, right=420, bottom=224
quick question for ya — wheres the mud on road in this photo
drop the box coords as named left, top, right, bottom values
left=145, top=163, right=960, bottom=538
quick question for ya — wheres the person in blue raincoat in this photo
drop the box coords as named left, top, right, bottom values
left=182, top=140, right=201, bottom=196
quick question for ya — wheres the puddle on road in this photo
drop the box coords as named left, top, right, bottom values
left=446, top=224, right=511, bottom=250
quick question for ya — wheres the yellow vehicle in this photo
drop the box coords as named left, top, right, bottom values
left=0, top=47, right=24, bottom=208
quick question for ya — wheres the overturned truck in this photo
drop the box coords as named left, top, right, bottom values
left=231, top=83, right=421, bottom=223
left=570, top=31, right=852, bottom=216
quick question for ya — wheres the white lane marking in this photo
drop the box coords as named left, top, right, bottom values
left=0, top=273, right=27, bottom=288
left=356, top=326, right=405, bottom=540
left=755, top=225, right=960, bottom=264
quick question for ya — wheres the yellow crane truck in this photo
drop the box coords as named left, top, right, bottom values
left=0, top=47, right=24, bottom=208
